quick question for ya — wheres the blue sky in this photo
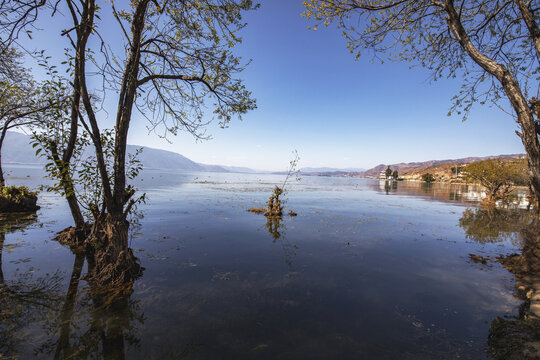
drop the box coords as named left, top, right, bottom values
left=23, top=0, right=525, bottom=171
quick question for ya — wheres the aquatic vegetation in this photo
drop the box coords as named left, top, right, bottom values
left=265, top=186, right=284, bottom=218
left=249, top=151, right=300, bottom=219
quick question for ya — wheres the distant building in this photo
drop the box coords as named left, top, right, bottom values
left=379, top=171, right=387, bottom=180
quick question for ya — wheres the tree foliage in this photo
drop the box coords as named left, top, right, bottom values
left=0, top=47, right=63, bottom=186
left=1, top=0, right=258, bottom=226
left=422, top=173, right=435, bottom=183
left=56, top=0, right=258, bottom=224
left=303, top=0, right=537, bottom=116
left=463, top=158, right=527, bottom=203
left=385, top=165, right=392, bottom=179
left=0, top=0, right=260, bottom=287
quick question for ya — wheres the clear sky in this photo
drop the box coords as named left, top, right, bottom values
left=22, top=0, right=526, bottom=171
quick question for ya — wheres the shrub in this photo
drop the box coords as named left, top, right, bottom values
left=0, top=186, right=39, bottom=212
left=1, top=186, right=36, bottom=200
left=422, top=173, right=436, bottom=183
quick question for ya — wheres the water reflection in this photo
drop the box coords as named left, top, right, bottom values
left=264, top=217, right=297, bottom=269
left=0, top=213, right=143, bottom=359
left=458, top=208, right=540, bottom=358
left=0, top=213, right=38, bottom=285
left=53, top=252, right=84, bottom=359
left=372, top=180, right=489, bottom=205
left=0, top=213, right=64, bottom=357
left=459, top=208, right=531, bottom=244
left=40, top=253, right=143, bottom=359
left=265, top=217, right=283, bottom=240
left=4, top=169, right=540, bottom=358
left=379, top=180, right=398, bottom=195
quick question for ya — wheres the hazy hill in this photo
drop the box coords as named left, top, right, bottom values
left=2, top=131, right=44, bottom=164
left=130, top=145, right=209, bottom=171
left=1, top=131, right=247, bottom=173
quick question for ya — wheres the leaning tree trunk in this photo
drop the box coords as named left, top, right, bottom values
left=0, top=121, right=10, bottom=187
left=50, top=151, right=85, bottom=229
left=63, top=177, right=85, bottom=229
left=444, top=0, right=540, bottom=209
left=520, top=114, right=540, bottom=209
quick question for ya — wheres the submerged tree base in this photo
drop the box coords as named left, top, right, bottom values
left=86, top=219, right=143, bottom=290
left=55, top=220, right=143, bottom=292
left=0, top=186, right=39, bottom=213
left=55, top=225, right=91, bottom=253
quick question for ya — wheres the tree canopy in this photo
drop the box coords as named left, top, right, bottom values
left=385, top=165, right=392, bottom=178
left=0, top=47, right=65, bottom=187
left=0, top=0, right=259, bottom=288
left=463, top=158, right=527, bottom=203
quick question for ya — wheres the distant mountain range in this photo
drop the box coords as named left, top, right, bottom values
left=299, top=167, right=366, bottom=174
left=2, top=131, right=257, bottom=173
left=2, top=132, right=524, bottom=177
left=358, top=154, right=525, bottom=178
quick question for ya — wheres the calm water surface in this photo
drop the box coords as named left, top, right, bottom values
left=0, top=165, right=532, bottom=359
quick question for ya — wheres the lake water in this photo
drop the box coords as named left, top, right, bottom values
left=0, top=165, right=533, bottom=359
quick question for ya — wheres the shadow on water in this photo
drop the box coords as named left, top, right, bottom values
left=0, top=213, right=145, bottom=359
left=458, top=209, right=540, bottom=359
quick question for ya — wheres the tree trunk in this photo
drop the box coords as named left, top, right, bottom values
left=0, top=232, right=5, bottom=286
left=48, top=139, right=86, bottom=228
left=65, top=187, right=85, bottom=229
left=56, top=158, right=85, bottom=228
left=522, top=128, right=540, bottom=209
left=443, top=0, right=540, bottom=209
left=0, top=121, right=9, bottom=187
left=88, top=215, right=142, bottom=289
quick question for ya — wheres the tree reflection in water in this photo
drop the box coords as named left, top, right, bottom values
left=459, top=208, right=532, bottom=244
left=0, top=213, right=143, bottom=359
left=458, top=208, right=540, bottom=359
left=265, top=217, right=297, bottom=269
left=38, top=254, right=143, bottom=359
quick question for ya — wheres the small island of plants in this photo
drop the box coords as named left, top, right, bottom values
left=0, top=185, right=39, bottom=213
